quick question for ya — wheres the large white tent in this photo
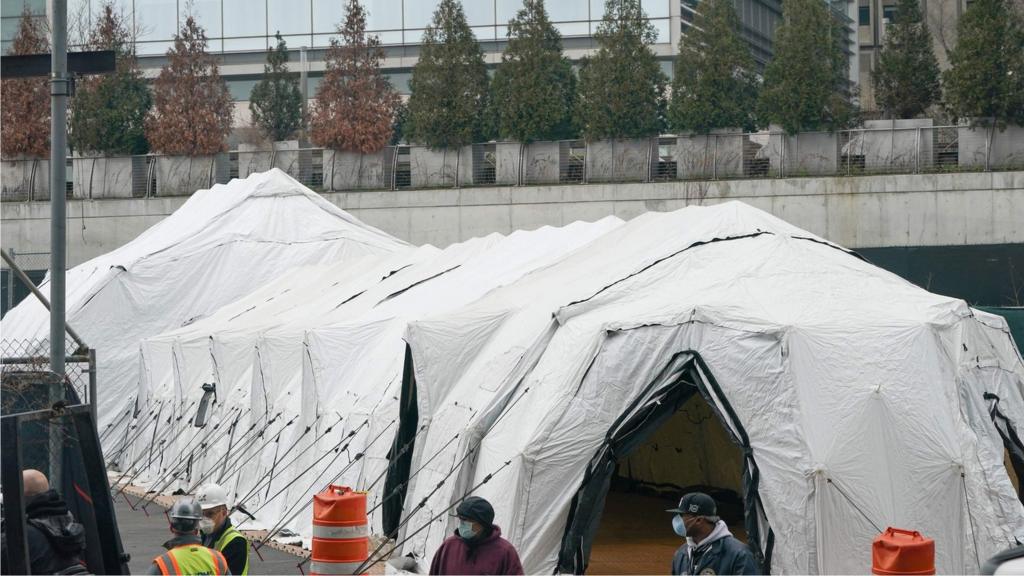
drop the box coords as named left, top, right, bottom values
left=0, top=169, right=405, bottom=439
left=391, top=201, right=1024, bottom=574
left=124, top=217, right=623, bottom=541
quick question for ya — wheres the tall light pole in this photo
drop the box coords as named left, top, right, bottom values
left=50, top=0, right=69, bottom=375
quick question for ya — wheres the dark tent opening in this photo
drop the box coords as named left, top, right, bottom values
left=557, top=352, right=773, bottom=575
left=588, top=390, right=748, bottom=574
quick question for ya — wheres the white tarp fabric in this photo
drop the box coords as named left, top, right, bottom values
left=125, top=217, right=623, bottom=544
left=0, top=168, right=406, bottom=441
left=398, top=201, right=1024, bottom=574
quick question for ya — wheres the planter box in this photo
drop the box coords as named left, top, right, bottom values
left=237, top=144, right=273, bottom=179
left=763, top=130, right=839, bottom=176
left=323, top=148, right=394, bottom=191
left=72, top=156, right=135, bottom=199
left=155, top=155, right=221, bottom=196
left=958, top=123, right=1024, bottom=169
left=409, top=147, right=472, bottom=188
left=522, top=141, right=560, bottom=184
left=675, top=130, right=745, bottom=179
left=856, top=119, right=934, bottom=171
left=586, top=139, right=650, bottom=182
left=1, top=158, right=49, bottom=201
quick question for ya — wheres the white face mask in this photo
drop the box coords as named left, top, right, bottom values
left=199, top=518, right=215, bottom=533
left=457, top=520, right=478, bottom=540
left=672, top=514, right=687, bottom=538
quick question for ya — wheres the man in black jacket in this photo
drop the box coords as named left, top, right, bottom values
left=23, top=469, right=90, bottom=574
left=668, top=492, right=759, bottom=576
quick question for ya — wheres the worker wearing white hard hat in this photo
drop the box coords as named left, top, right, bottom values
left=196, top=483, right=249, bottom=576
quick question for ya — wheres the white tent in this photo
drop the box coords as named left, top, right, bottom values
left=0, top=169, right=406, bottom=440
left=393, top=201, right=1024, bottom=574
left=126, top=217, right=622, bottom=542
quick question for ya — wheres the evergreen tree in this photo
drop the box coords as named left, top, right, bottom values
left=249, top=33, right=303, bottom=142
left=576, top=0, right=665, bottom=140
left=145, top=16, right=234, bottom=155
left=1, top=9, right=50, bottom=158
left=759, top=0, right=856, bottom=133
left=406, top=0, right=489, bottom=148
left=69, top=2, right=152, bottom=155
left=310, top=0, right=399, bottom=152
left=943, top=0, right=1024, bottom=125
left=490, top=0, right=577, bottom=142
left=668, top=0, right=759, bottom=133
left=870, top=0, right=941, bottom=118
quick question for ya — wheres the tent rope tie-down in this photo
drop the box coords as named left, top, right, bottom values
left=230, top=413, right=344, bottom=513
left=178, top=409, right=282, bottom=494
left=364, top=384, right=533, bottom=520
left=116, top=400, right=204, bottom=506
left=187, top=411, right=287, bottom=494
left=364, top=428, right=455, bottom=517
left=354, top=459, right=515, bottom=575
left=112, top=399, right=198, bottom=499
left=105, top=398, right=158, bottom=468
left=825, top=478, right=883, bottom=533
left=107, top=399, right=166, bottom=471
left=99, top=404, right=135, bottom=444
left=361, top=424, right=430, bottom=498
left=134, top=405, right=242, bottom=508
left=250, top=418, right=395, bottom=551
left=136, top=406, right=249, bottom=511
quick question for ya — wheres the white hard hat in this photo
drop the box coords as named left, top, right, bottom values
left=195, top=483, right=229, bottom=511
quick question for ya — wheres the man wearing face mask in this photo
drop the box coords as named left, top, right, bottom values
left=668, top=492, right=759, bottom=575
left=196, top=483, right=249, bottom=576
left=429, top=496, right=523, bottom=575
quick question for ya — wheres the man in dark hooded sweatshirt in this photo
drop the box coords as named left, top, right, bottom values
left=22, top=469, right=90, bottom=575
left=429, top=496, right=523, bottom=575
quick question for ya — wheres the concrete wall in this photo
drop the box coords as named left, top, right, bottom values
left=3, top=171, right=1022, bottom=267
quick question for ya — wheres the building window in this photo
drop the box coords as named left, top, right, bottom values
left=859, top=5, right=870, bottom=25
left=882, top=5, right=896, bottom=22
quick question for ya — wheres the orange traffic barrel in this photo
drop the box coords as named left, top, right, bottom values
left=311, top=485, right=369, bottom=575
left=872, top=527, right=935, bottom=575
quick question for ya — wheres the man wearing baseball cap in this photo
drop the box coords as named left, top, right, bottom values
left=196, top=483, right=249, bottom=576
left=667, top=492, right=759, bottom=575
left=429, top=496, right=523, bottom=575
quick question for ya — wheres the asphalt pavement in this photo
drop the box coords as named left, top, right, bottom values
left=112, top=493, right=305, bottom=575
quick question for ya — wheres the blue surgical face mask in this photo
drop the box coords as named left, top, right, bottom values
left=458, top=520, right=479, bottom=540
left=672, top=514, right=687, bottom=538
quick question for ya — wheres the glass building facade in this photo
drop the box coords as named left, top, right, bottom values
left=2, top=0, right=856, bottom=109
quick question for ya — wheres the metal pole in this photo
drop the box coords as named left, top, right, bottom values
left=6, top=248, right=14, bottom=313
left=50, top=0, right=69, bottom=376
left=88, top=348, right=97, bottom=424
left=300, top=46, right=308, bottom=142
left=1, top=249, right=87, bottom=351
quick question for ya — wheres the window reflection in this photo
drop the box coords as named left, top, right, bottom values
left=268, top=0, right=310, bottom=35
left=135, top=0, right=177, bottom=42
left=312, top=0, right=343, bottom=34
left=365, top=0, right=402, bottom=31
left=462, top=0, right=494, bottom=26
left=189, top=0, right=223, bottom=38
left=403, top=0, right=439, bottom=29
left=548, top=0, right=589, bottom=22
left=223, top=0, right=266, bottom=37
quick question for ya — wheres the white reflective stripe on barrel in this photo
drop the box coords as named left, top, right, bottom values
left=310, top=560, right=365, bottom=575
left=312, top=523, right=369, bottom=540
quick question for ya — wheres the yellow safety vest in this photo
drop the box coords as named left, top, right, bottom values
left=213, top=524, right=249, bottom=576
left=153, top=543, right=228, bottom=575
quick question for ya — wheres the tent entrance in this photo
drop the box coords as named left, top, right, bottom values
left=557, top=351, right=773, bottom=574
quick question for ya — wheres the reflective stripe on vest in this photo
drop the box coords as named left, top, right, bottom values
left=309, top=559, right=366, bottom=575
left=214, top=525, right=249, bottom=576
left=155, top=544, right=224, bottom=575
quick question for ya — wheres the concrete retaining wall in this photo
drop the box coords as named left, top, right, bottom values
left=3, top=171, right=1022, bottom=267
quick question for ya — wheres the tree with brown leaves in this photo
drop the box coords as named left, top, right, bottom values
left=310, top=0, right=399, bottom=153
left=145, top=16, right=233, bottom=155
left=1, top=8, right=51, bottom=158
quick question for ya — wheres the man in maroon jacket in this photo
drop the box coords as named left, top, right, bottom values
left=429, top=496, right=524, bottom=575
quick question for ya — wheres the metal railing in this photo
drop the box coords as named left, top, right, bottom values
left=1, top=124, right=1022, bottom=202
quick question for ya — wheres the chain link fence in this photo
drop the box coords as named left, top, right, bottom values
left=0, top=336, right=94, bottom=407
left=2, top=124, right=1022, bottom=202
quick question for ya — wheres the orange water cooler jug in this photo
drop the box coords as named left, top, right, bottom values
left=872, top=527, right=935, bottom=575
left=311, top=485, right=369, bottom=575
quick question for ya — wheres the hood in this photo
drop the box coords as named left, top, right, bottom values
left=25, top=489, right=70, bottom=519
left=692, top=520, right=733, bottom=550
